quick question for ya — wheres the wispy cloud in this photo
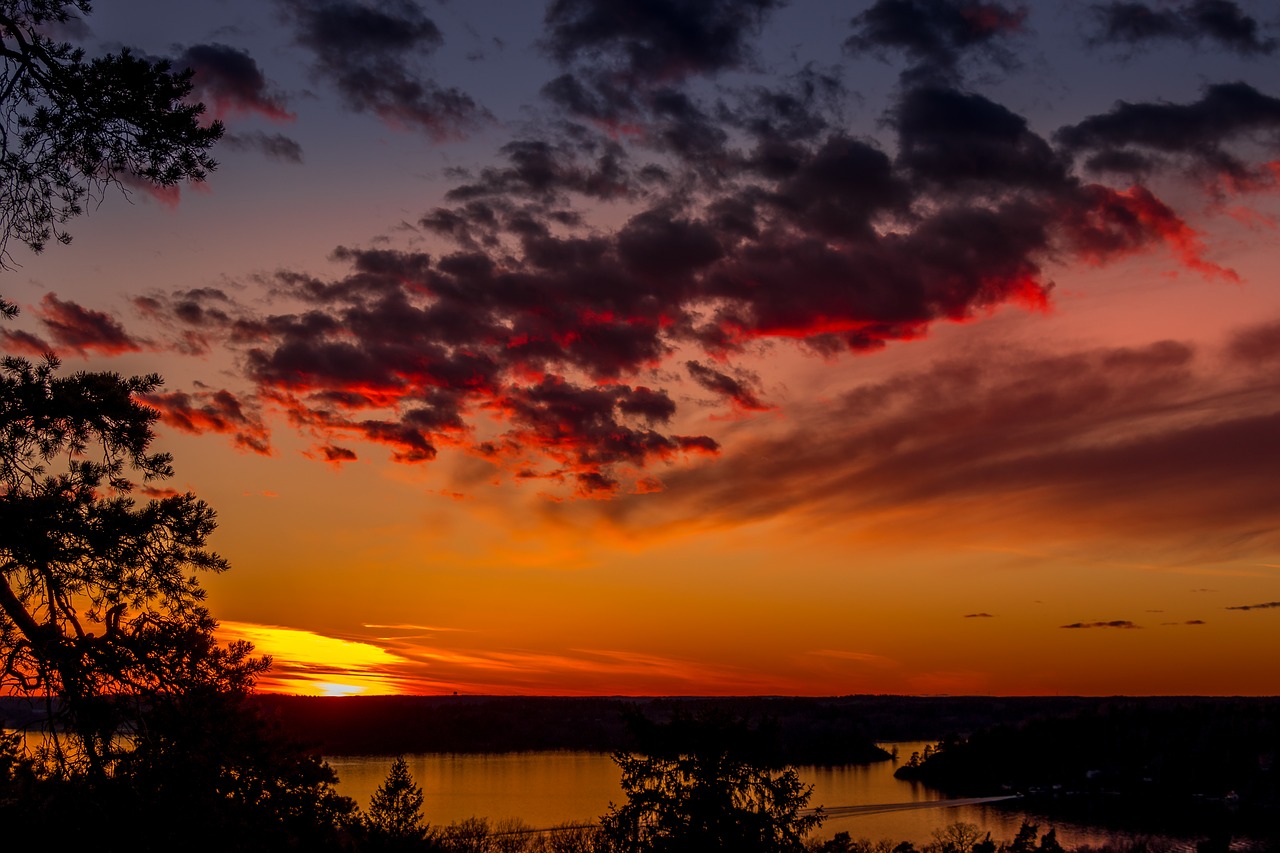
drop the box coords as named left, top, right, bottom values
left=606, top=321, right=1280, bottom=559
left=1061, top=620, right=1142, bottom=629
left=809, top=649, right=897, bottom=666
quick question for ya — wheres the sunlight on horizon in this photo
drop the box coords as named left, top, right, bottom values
left=216, top=621, right=420, bottom=696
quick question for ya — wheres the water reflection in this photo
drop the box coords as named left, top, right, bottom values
left=327, top=750, right=620, bottom=829
left=329, top=742, right=1144, bottom=846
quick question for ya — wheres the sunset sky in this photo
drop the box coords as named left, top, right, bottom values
left=4, top=0, right=1279, bottom=697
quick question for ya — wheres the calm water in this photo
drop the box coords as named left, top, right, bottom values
left=328, top=743, right=1154, bottom=846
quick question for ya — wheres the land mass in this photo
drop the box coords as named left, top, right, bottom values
left=893, top=697, right=1279, bottom=837
left=243, top=694, right=1278, bottom=766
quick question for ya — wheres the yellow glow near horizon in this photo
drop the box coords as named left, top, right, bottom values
left=216, top=621, right=415, bottom=696
left=315, top=682, right=370, bottom=697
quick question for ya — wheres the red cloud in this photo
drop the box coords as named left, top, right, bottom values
left=143, top=389, right=271, bottom=455
left=5, top=293, right=146, bottom=357
left=317, top=444, right=358, bottom=465
left=0, top=328, right=54, bottom=356
left=178, top=43, right=295, bottom=122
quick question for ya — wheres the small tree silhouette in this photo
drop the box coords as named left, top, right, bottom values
left=366, top=755, right=428, bottom=849
left=601, top=710, right=822, bottom=853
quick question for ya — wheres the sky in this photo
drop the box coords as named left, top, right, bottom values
left=3, top=0, right=1280, bottom=697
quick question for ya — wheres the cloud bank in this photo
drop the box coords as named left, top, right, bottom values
left=79, top=2, right=1278, bottom=505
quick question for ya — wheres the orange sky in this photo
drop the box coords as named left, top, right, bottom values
left=4, top=0, right=1280, bottom=697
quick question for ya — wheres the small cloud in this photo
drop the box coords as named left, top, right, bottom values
left=177, top=42, right=294, bottom=121
left=809, top=649, right=896, bottom=667
left=1060, top=620, right=1142, bottom=629
left=222, top=130, right=304, bottom=163
left=362, top=623, right=472, bottom=633
left=1225, top=601, right=1280, bottom=611
left=964, top=612, right=995, bottom=618
left=313, top=444, right=358, bottom=466
left=5, top=293, right=146, bottom=357
left=1185, top=619, right=1206, bottom=625
left=686, top=360, right=772, bottom=412
left=117, top=171, right=185, bottom=208
left=0, top=327, right=54, bottom=356
left=140, top=485, right=182, bottom=499
left=634, top=476, right=665, bottom=495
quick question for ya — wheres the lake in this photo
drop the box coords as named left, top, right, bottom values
left=328, top=743, right=1158, bottom=847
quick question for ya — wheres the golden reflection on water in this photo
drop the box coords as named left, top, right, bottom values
left=329, top=743, right=1125, bottom=847
left=327, top=750, right=620, bottom=829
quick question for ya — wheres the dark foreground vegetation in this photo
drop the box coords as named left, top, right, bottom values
left=894, top=699, right=1280, bottom=840
left=330, top=814, right=1280, bottom=853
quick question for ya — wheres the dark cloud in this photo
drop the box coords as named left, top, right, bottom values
left=538, top=0, right=790, bottom=171
left=352, top=417, right=440, bottom=463
left=222, top=131, right=305, bottom=163
left=153, top=88, right=1243, bottom=493
left=157, top=251, right=719, bottom=488
left=542, top=0, right=784, bottom=81
left=132, top=288, right=239, bottom=355
left=685, top=361, right=770, bottom=411
left=1061, top=620, right=1141, bottom=629
left=493, top=377, right=717, bottom=496
left=443, top=136, right=631, bottom=205
left=142, top=388, right=271, bottom=455
left=141, top=24, right=1277, bottom=497
left=318, top=444, right=358, bottom=464
left=1056, top=82, right=1280, bottom=185
left=1184, top=619, right=1207, bottom=625
left=964, top=613, right=995, bottom=618
left=1225, top=601, right=1280, bottom=611
left=728, top=66, right=845, bottom=148
left=176, top=43, right=294, bottom=121
left=2, top=293, right=145, bottom=357
left=1226, top=318, right=1280, bottom=365
left=765, top=135, right=907, bottom=238
left=845, top=0, right=1028, bottom=84
left=895, top=86, right=1068, bottom=192
left=277, top=0, right=488, bottom=140
left=1087, top=1, right=1275, bottom=56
